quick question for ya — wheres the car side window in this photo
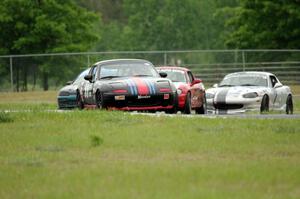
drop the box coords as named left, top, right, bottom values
left=270, top=76, right=278, bottom=87
left=89, top=65, right=97, bottom=81
left=187, top=71, right=194, bottom=84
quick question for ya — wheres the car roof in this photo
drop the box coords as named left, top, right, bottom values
left=156, top=66, right=190, bottom=72
left=226, top=71, right=275, bottom=77
left=93, top=59, right=152, bottom=66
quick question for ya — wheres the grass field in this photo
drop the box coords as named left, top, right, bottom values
left=0, top=90, right=300, bottom=199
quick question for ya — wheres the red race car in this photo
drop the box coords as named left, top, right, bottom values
left=157, top=66, right=206, bottom=114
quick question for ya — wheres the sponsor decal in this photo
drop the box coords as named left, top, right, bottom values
left=138, top=95, right=151, bottom=99
left=115, top=95, right=125, bottom=100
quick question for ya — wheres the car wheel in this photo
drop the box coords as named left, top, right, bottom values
left=260, top=95, right=269, bottom=113
left=165, top=93, right=178, bottom=114
left=195, top=95, right=207, bottom=114
left=286, top=95, right=293, bottom=114
left=183, top=92, right=192, bottom=114
left=96, top=90, right=106, bottom=109
left=76, top=92, right=84, bottom=110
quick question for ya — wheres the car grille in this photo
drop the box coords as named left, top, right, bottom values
left=58, top=98, right=77, bottom=108
left=213, top=103, right=243, bottom=110
left=109, top=95, right=173, bottom=108
left=127, top=97, right=162, bottom=107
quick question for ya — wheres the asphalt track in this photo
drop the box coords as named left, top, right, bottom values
left=3, top=109, right=300, bottom=119
left=130, top=112, right=300, bottom=119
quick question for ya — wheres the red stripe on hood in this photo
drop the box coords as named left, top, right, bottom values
left=132, top=78, right=149, bottom=95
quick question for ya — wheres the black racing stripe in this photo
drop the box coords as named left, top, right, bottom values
left=215, top=88, right=230, bottom=103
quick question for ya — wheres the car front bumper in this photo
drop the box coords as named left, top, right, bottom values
left=102, top=92, right=176, bottom=111
left=206, top=97, right=262, bottom=114
left=57, top=95, right=77, bottom=109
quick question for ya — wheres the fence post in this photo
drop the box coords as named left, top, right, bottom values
left=164, top=52, right=167, bottom=65
left=10, top=56, right=13, bottom=92
left=87, top=54, right=90, bottom=67
left=242, top=50, right=246, bottom=71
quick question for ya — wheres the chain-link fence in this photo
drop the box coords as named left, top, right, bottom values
left=0, top=50, right=300, bottom=92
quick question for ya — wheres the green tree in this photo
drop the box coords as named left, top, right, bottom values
left=122, top=0, right=213, bottom=51
left=224, top=0, right=300, bottom=49
left=0, top=0, right=102, bottom=90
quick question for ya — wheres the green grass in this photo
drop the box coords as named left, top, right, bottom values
left=0, top=109, right=300, bottom=199
left=0, top=90, right=300, bottom=198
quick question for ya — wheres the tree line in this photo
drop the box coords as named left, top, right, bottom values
left=0, top=0, right=300, bottom=91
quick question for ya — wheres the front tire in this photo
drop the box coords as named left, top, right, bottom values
left=76, top=91, right=84, bottom=110
left=96, top=90, right=106, bottom=109
left=286, top=95, right=293, bottom=114
left=165, top=93, right=178, bottom=114
left=260, top=95, right=269, bottom=114
left=195, top=94, right=207, bottom=114
left=183, top=92, right=192, bottom=114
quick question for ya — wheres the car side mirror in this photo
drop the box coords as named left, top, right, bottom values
left=213, top=83, right=218, bottom=88
left=274, top=82, right=282, bottom=88
left=191, top=79, right=202, bottom=86
left=159, top=72, right=167, bottom=78
left=66, top=81, right=73, bottom=85
left=84, top=74, right=93, bottom=82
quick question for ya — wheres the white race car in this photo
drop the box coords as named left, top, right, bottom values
left=206, top=72, right=293, bottom=114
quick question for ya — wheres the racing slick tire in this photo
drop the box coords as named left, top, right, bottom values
left=76, top=91, right=84, bottom=110
left=195, top=95, right=207, bottom=114
left=96, top=90, right=107, bottom=109
left=165, top=93, right=178, bottom=114
left=183, top=92, right=192, bottom=114
left=286, top=95, right=293, bottom=114
left=260, top=95, right=269, bottom=114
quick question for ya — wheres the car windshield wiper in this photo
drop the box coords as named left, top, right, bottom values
left=219, top=84, right=234, bottom=87
left=240, top=84, right=257, bottom=86
left=100, top=75, right=121, bottom=79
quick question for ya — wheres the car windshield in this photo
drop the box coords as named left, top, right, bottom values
left=159, top=69, right=186, bottom=82
left=99, top=62, right=159, bottom=79
left=73, top=68, right=90, bottom=84
left=220, top=74, right=268, bottom=87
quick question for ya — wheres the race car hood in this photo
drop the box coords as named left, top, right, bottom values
left=172, top=82, right=187, bottom=89
left=58, top=84, right=78, bottom=96
left=97, top=76, right=175, bottom=95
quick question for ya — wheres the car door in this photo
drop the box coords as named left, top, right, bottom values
left=187, top=71, right=201, bottom=107
left=272, top=75, right=287, bottom=108
left=269, top=75, right=285, bottom=109
left=83, top=65, right=98, bottom=104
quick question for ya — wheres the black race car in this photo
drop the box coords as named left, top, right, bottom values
left=79, top=59, right=177, bottom=111
left=57, top=68, right=90, bottom=109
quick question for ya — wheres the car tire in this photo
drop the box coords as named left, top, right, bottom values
left=96, top=90, right=106, bottom=109
left=195, top=95, right=207, bottom=114
left=260, top=95, right=269, bottom=113
left=183, top=92, right=192, bottom=114
left=76, top=91, right=84, bottom=110
left=165, top=93, right=178, bottom=114
left=286, top=95, right=293, bottom=114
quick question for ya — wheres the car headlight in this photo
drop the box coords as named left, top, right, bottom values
left=242, top=92, right=258, bottom=98
left=176, top=89, right=182, bottom=95
left=206, top=93, right=215, bottom=99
